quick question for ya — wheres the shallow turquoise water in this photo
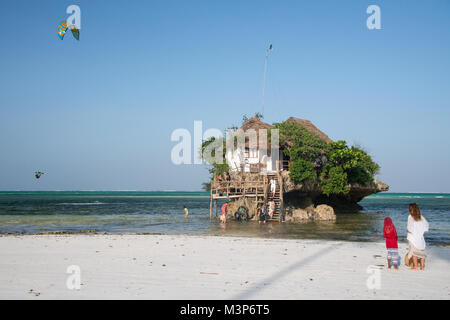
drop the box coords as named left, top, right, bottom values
left=0, top=192, right=448, bottom=245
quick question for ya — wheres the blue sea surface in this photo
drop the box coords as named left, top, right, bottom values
left=0, top=192, right=448, bottom=245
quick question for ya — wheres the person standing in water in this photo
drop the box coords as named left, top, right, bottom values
left=259, top=206, right=266, bottom=224
left=184, top=205, right=189, bottom=220
left=221, top=202, right=228, bottom=223
left=268, top=200, right=275, bottom=219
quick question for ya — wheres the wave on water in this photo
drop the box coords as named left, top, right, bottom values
left=367, top=193, right=450, bottom=200
left=56, top=202, right=106, bottom=205
left=399, top=196, right=427, bottom=198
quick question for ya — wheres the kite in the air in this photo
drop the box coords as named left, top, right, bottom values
left=57, top=20, right=79, bottom=40
left=35, top=171, right=45, bottom=179
left=70, top=25, right=79, bottom=40
left=57, top=21, right=68, bottom=39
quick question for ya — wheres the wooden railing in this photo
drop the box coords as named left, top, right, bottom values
left=263, top=177, right=269, bottom=208
left=279, top=160, right=290, bottom=171
left=209, top=162, right=289, bottom=220
left=279, top=169, right=284, bottom=221
left=211, top=179, right=266, bottom=198
left=276, top=160, right=285, bottom=221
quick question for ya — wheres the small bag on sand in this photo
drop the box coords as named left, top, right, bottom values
left=404, top=253, right=411, bottom=267
left=405, top=253, right=423, bottom=269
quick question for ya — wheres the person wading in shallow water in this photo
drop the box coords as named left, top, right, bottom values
left=268, top=200, right=275, bottom=219
left=259, top=206, right=266, bottom=224
left=184, top=205, right=189, bottom=220
left=221, top=202, right=228, bottom=223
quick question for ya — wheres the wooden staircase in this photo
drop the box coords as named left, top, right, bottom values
left=264, top=160, right=285, bottom=222
left=267, top=177, right=282, bottom=222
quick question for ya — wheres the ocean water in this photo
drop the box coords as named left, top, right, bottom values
left=0, top=191, right=448, bottom=245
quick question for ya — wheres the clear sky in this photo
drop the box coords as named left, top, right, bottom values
left=0, top=0, right=449, bottom=192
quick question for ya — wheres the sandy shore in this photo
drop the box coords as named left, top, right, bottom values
left=0, top=234, right=449, bottom=299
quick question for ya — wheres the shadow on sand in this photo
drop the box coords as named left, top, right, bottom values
left=232, top=243, right=341, bottom=299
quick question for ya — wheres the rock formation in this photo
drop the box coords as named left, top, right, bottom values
left=282, top=170, right=389, bottom=215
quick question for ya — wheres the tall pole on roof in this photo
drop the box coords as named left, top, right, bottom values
left=261, top=44, right=273, bottom=118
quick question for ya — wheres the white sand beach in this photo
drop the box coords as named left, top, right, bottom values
left=0, top=234, right=449, bottom=299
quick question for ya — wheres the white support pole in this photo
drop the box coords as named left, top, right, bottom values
left=261, top=44, right=273, bottom=118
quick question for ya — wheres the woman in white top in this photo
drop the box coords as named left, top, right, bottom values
left=406, top=203, right=429, bottom=270
left=270, top=179, right=276, bottom=198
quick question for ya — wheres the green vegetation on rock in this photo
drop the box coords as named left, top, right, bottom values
left=200, top=136, right=229, bottom=191
left=276, top=122, right=380, bottom=196
left=200, top=117, right=380, bottom=196
left=288, top=158, right=317, bottom=183
left=275, top=121, right=328, bottom=162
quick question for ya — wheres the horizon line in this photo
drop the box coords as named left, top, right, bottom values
left=0, top=190, right=449, bottom=194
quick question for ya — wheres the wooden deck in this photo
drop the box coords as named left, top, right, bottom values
left=209, top=160, right=289, bottom=222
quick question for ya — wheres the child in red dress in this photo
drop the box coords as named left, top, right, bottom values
left=383, top=217, right=400, bottom=269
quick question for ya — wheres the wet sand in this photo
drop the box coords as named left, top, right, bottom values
left=0, top=234, right=449, bottom=299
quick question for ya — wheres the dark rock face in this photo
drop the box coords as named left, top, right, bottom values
left=282, top=171, right=389, bottom=213
left=313, top=180, right=389, bottom=213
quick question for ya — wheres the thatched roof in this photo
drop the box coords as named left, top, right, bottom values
left=284, top=117, right=332, bottom=143
left=237, top=116, right=274, bottom=149
left=231, top=116, right=332, bottom=150
left=239, top=116, right=274, bottom=131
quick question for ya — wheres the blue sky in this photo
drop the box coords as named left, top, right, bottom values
left=0, top=0, right=449, bottom=192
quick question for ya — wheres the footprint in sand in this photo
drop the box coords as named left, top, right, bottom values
left=28, top=289, right=40, bottom=296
